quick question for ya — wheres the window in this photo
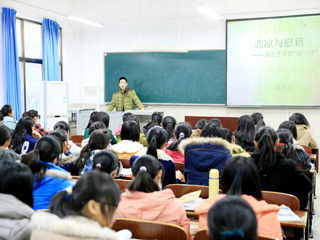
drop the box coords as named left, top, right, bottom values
left=16, top=18, right=62, bottom=112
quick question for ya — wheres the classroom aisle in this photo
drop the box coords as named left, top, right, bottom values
left=312, top=174, right=320, bottom=239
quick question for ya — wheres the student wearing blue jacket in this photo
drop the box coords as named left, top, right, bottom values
left=21, top=135, right=73, bottom=210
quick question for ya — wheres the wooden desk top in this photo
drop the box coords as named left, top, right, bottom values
left=186, top=210, right=307, bottom=229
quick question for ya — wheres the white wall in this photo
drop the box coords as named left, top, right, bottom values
left=1, top=0, right=320, bottom=144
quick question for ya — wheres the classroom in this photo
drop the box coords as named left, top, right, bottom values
left=0, top=0, right=320, bottom=239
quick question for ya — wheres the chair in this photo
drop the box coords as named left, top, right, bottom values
left=262, top=191, right=300, bottom=210
left=301, top=145, right=312, bottom=155
left=194, top=229, right=276, bottom=240
left=112, top=218, right=188, bottom=240
left=164, top=184, right=210, bottom=198
left=174, top=162, right=184, bottom=172
left=115, top=179, right=132, bottom=192
left=71, top=176, right=80, bottom=180
left=70, top=135, right=84, bottom=147
left=119, top=158, right=131, bottom=168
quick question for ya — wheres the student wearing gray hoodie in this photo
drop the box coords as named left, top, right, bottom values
left=0, top=125, right=21, bottom=162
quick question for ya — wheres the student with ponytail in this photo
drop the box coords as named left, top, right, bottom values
left=162, top=116, right=177, bottom=144
left=163, top=122, right=192, bottom=163
left=234, top=115, right=256, bottom=152
left=11, top=117, right=41, bottom=154
left=30, top=171, right=120, bottom=240
left=194, top=156, right=282, bottom=239
left=276, top=129, right=299, bottom=165
left=21, top=135, right=73, bottom=210
left=130, top=127, right=183, bottom=187
left=142, top=112, right=163, bottom=136
left=251, top=112, right=266, bottom=131
left=93, top=150, right=120, bottom=178
left=1, top=105, right=17, bottom=131
left=250, top=126, right=312, bottom=208
left=74, top=129, right=110, bottom=176
left=117, top=155, right=193, bottom=240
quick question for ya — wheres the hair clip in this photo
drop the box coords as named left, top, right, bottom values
left=179, top=132, right=185, bottom=138
left=96, top=163, right=102, bottom=168
left=65, top=186, right=73, bottom=195
left=140, top=166, right=147, bottom=172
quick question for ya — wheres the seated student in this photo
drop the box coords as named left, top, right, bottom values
left=31, top=171, right=120, bottom=240
left=223, top=128, right=250, bottom=157
left=114, top=112, right=133, bottom=136
left=82, top=111, right=98, bottom=139
left=209, top=118, right=222, bottom=127
left=289, top=112, right=317, bottom=148
left=192, top=119, right=209, bottom=139
left=0, top=160, right=34, bottom=240
left=194, top=156, right=282, bottom=240
left=251, top=112, right=265, bottom=131
left=54, top=121, right=82, bottom=157
left=112, top=121, right=144, bottom=159
left=179, top=123, right=232, bottom=186
left=162, top=116, right=176, bottom=144
left=163, top=122, right=192, bottom=163
left=50, top=129, right=76, bottom=173
left=131, top=127, right=183, bottom=188
left=92, top=150, right=120, bottom=178
left=117, top=155, right=193, bottom=240
left=0, top=110, right=3, bottom=124
left=0, top=125, right=21, bottom=161
left=1, top=105, right=17, bottom=132
left=11, top=117, right=41, bottom=154
left=142, top=111, right=162, bottom=136
left=23, top=110, right=49, bottom=137
left=21, top=135, right=73, bottom=210
left=234, top=115, right=256, bottom=152
left=278, top=121, right=311, bottom=170
left=276, top=129, right=299, bottom=166
left=116, top=115, right=147, bottom=146
left=207, top=196, right=258, bottom=240
left=74, top=129, right=110, bottom=176
left=81, top=121, right=107, bottom=148
left=250, top=126, right=312, bottom=208
left=93, top=112, right=117, bottom=145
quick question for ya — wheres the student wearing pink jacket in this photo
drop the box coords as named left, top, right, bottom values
left=116, top=155, right=193, bottom=240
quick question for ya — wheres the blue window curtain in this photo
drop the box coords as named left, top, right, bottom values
left=2, top=8, right=22, bottom=120
left=42, top=18, right=60, bottom=81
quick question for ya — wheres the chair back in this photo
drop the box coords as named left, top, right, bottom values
left=301, top=145, right=312, bottom=155
left=112, top=218, right=188, bottom=240
left=194, top=229, right=276, bottom=240
left=257, top=235, right=277, bottom=240
left=71, top=176, right=80, bottom=180
left=119, top=158, right=131, bottom=168
left=262, top=191, right=300, bottom=210
left=70, top=135, right=84, bottom=147
left=174, top=162, right=184, bottom=172
left=164, top=184, right=210, bottom=198
left=115, top=179, right=132, bottom=192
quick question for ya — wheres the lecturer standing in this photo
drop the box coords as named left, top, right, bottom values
left=107, top=77, right=146, bottom=111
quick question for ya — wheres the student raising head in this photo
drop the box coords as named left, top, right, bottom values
left=207, top=196, right=257, bottom=240
left=93, top=150, right=120, bottom=178
left=11, top=117, right=41, bottom=154
left=0, top=160, right=34, bottom=240
left=116, top=154, right=193, bottom=240
left=81, top=121, right=107, bottom=148
left=251, top=112, right=265, bottom=131
left=0, top=125, right=21, bottom=161
left=142, top=112, right=163, bottom=136
left=74, top=129, right=111, bottom=176
left=1, top=104, right=17, bottom=132
left=194, top=156, right=282, bottom=239
left=130, top=126, right=183, bottom=188
left=179, top=123, right=232, bottom=186
left=31, top=171, right=120, bottom=240
left=164, top=122, right=192, bottom=163
left=21, top=135, right=73, bottom=210
left=82, top=111, right=98, bottom=140
left=234, top=115, right=256, bottom=152
left=114, top=112, right=133, bottom=136
left=23, top=110, right=50, bottom=137
left=250, top=126, right=312, bottom=208
left=94, top=112, right=117, bottom=145
left=162, top=116, right=177, bottom=144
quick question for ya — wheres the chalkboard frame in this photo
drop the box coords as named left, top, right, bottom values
left=104, top=50, right=226, bottom=105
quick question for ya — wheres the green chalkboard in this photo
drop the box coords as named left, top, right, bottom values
left=104, top=50, right=225, bottom=104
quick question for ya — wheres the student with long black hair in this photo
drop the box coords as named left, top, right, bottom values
left=82, top=111, right=98, bottom=139
left=31, top=171, right=120, bottom=240
left=142, top=112, right=163, bottom=136
left=11, top=117, right=41, bottom=154
left=130, top=127, right=183, bottom=187
left=234, top=115, right=256, bottom=152
left=81, top=121, right=107, bottom=148
left=74, top=129, right=110, bottom=176
left=94, top=112, right=117, bottom=144
left=162, top=116, right=177, bottom=143
left=93, top=150, right=120, bottom=178
left=207, top=196, right=258, bottom=240
left=223, top=128, right=250, bottom=157
left=179, top=123, right=232, bottom=186
left=117, top=155, right=193, bottom=240
left=192, top=119, right=209, bottom=138
left=194, top=156, right=282, bottom=239
left=250, top=126, right=312, bottom=208
left=1, top=105, right=17, bottom=132
left=0, top=125, right=21, bottom=161
left=251, top=112, right=265, bottom=131
left=163, top=122, right=192, bottom=163
left=0, top=160, right=34, bottom=240
left=276, top=129, right=299, bottom=165
left=21, top=135, right=73, bottom=210
left=114, top=112, right=133, bottom=136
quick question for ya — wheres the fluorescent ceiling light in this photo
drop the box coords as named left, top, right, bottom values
left=197, top=5, right=220, bottom=20
left=68, top=16, right=104, bottom=27
left=132, top=45, right=188, bottom=53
